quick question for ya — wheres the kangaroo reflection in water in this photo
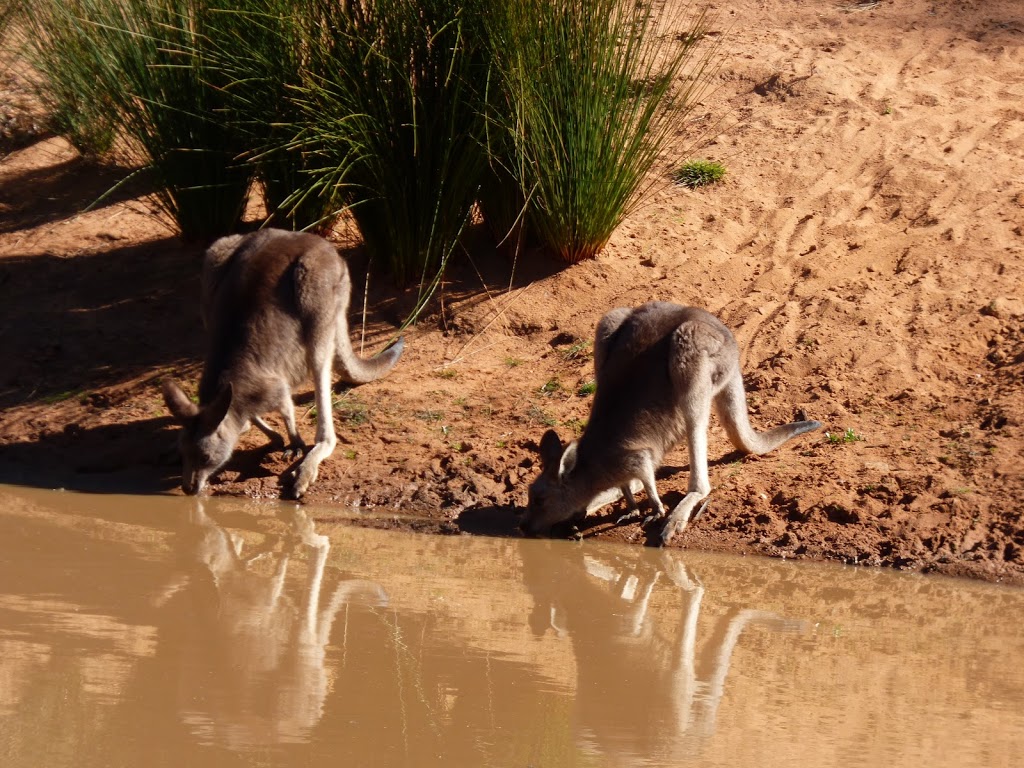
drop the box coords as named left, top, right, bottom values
left=520, top=542, right=806, bottom=763
left=154, top=502, right=386, bottom=750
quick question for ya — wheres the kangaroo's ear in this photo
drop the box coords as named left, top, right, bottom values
left=558, top=440, right=579, bottom=479
left=538, top=429, right=564, bottom=473
left=162, top=380, right=199, bottom=422
left=200, top=383, right=233, bottom=433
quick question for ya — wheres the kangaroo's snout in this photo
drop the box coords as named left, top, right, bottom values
left=180, top=471, right=204, bottom=496
left=519, top=516, right=547, bottom=538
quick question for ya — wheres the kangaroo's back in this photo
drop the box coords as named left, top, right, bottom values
left=587, top=303, right=733, bottom=451
left=199, top=230, right=343, bottom=403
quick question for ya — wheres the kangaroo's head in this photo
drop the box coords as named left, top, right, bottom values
left=521, top=429, right=585, bottom=536
left=162, top=380, right=237, bottom=495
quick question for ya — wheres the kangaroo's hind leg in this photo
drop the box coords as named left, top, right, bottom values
left=289, top=339, right=337, bottom=499
left=287, top=261, right=340, bottom=499
left=658, top=353, right=716, bottom=546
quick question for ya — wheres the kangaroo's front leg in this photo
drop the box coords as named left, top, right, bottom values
left=614, top=482, right=642, bottom=525
left=276, top=390, right=307, bottom=460
left=251, top=415, right=282, bottom=444
left=635, top=452, right=667, bottom=524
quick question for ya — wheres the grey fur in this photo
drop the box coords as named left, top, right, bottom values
left=162, top=229, right=404, bottom=497
left=523, top=301, right=821, bottom=545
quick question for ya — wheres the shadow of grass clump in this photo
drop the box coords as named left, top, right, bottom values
left=0, top=236, right=204, bottom=409
left=0, top=152, right=153, bottom=234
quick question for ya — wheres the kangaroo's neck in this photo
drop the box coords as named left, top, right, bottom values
left=198, top=352, right=258, bottom=406
left=559, top=453, right=612, bottom=512
left=198, top=349, right=236, bottom=404
left=221, top=406, right=250, bottom=435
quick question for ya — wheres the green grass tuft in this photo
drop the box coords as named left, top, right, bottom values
left=672, top=159, right=726, bottom=189
left=826, top=428, right=864, bottom=445
left=295, top=0, right=489, bottom=289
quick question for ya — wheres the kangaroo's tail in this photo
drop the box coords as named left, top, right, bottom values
left=334, top=306, right=405, bottom=384
left=714, top=371, right=821, bottom=455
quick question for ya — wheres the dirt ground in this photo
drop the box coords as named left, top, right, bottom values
left=1, top=0, right=1022, bottom=584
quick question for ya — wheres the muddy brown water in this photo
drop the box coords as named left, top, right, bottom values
left=1, top=485, right=1023, bottom=767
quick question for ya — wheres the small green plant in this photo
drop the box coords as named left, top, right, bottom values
left=334, top=397, right=369, bottom=426
left=41, top=389, right=83, bottom=405
left=563, top=417, right=587, bottom=436
left=825, top=428, right=864, bottom=445
left=435, top=368, right=458, bottom=380
left=505, top=357, right=524, bottom=368
left=541, top=378, right=562, bottom=394
left=415, top=410, right=444, bottom=422
left=577, top=380, right=597, bottom=396
left=562, top=339, right=592, bottom=361
left=672, top=159, right=726, bottom=189
left=343, top=449, right=357, bottom=460
left=527, top=405, right=556, bottom=427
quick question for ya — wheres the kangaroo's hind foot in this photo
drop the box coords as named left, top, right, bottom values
left=659, top=495, right=711, bottom=546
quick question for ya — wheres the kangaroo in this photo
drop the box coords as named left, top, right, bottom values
left=522, top=301, right=821, bottom=545
left=162, top=228, right=404, bottom=498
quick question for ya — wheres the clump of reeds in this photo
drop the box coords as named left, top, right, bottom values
left=22, top=1, right=116, bottom=158
left=486, top=0, right=717, bottom=263
left=204, top=0, right=336, bottom=231
left=294, top=0, right=490, bottom=288
left=22, top=0, right=721, bottom=283
left=27, top=0, right=252, bottom=240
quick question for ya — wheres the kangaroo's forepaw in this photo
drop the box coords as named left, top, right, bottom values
left=282, top=439, right=307, bottom=462
left=641, top=510, right=665, bottom=527
left=615, top=509, right=642, bottom=526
